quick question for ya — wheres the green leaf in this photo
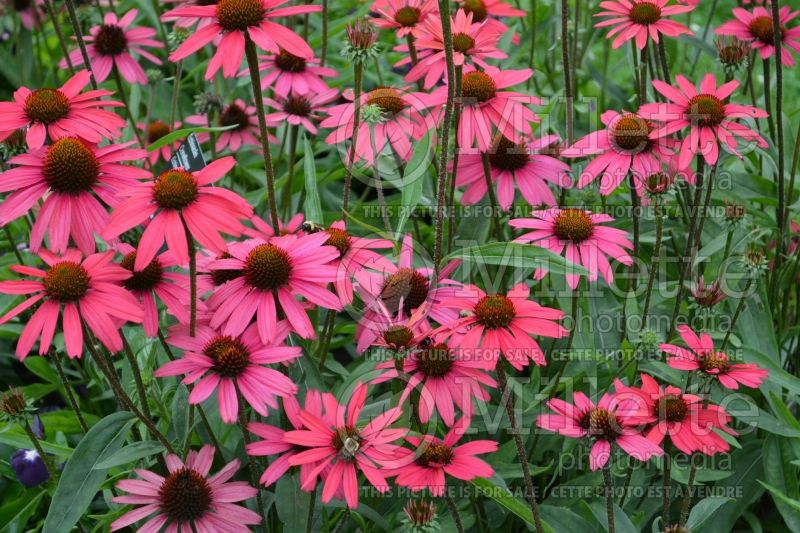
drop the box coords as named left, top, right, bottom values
left=275, top=474, right=312, bottom=533
left=685, top=497, right=734, bottom=531
left=443, top=242, right=588, bottom=275
left=471, top=477, right=555, bottom=532
left=302, top=135, right=323, bottom=224
left=0, top=490, right=45, bottom=533
left=586, top=501, right=637, bottom=533
left=23, top=357, right=58, bottom=385
left=146, top=125, right=237, bottom=152
left=0, top=430, right=73, bottom=458
left=396, top=130, right=433, bottom=236
left=171, top=385, right=190, bottom=445
left=758, top=481, right=800, bottom=514
left=762, top=435, right=800, bottom=531
left=94, top=440, right=164, bottom=470
left=43, top=411, right=135, bottom=533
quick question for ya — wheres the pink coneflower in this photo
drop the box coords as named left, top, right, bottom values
left=0, top=138, right=148, bottom=254
left=640, top=73, right=768, bottom=169
left=560, top=110, right=683, bottom=196
left=303, top=220, right=395, bottom=306
left=162, top=0, right=221, bottom=29
left=456, top=133, right=572, bottom=209
left=457, top=0, right=525, bottom=21
left=375, top=335, right=496, bottom=426
left=62, top=10, right=163, bottom=84
left=594, top=0, right=694, bottom=50
left=0, top=70, right=125, bottom=149
left=690, top=277, right=726, bottom=308
left=155, top=321, right=299, bottom=423
left=510, top=209, right=634, bottom=290
left=264, top=88, right=339, bottom=135
left=406, top=8, right=505, bottom=89
left=715, top=6, right=800, bottom=67
left=391, top=417, right=497, bottom=495
left=356, top=298, right=433, bottom=354
left=247, top=393, right=325, bottom=487
left=102, top=157, right=251, bottom=271
left=207, top=232, right=342, bottom=343
left=354, top=234, right=462, bottom=329
left=660, top=325, right=769, bottom=390
left=0, top=249, right=143, bottom=359
left=252, top=50, right=338, bottom=95
left=116, top=243, right=195, bottom=337
left=186, top=99, right=275, bottom=152
left=371, top=0, right=439, bottom=38
left=435, top=282, right=567, bottom=370
left=283, top=383, right=407, bottom=509
left=322, top=86, right=439, bottom=165
left=167, top=0, right=320, bottom=79
left=537, top=391, right=663, bottom=471
left=111, top=445, right=260, bottom=531
left=614, top=373, right=736, bottom=455
left=437, top=65, right=539, bottom=151
left=138, top=119, right=182, bottom=165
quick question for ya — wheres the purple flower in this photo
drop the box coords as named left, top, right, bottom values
left=11, top=449, right=50, bottom=488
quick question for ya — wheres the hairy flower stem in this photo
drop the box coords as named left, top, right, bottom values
left=244, top=33, right=281, bottom=230
left=50, top=350, right=89, bottom=433
left=333, top=509, right=350, bottom=533
left=305, top=486, right=317, bottom=533
left=657, top=39, right=671, bottom=83
left=180, top=216, right=197, bottom=336
left=238, top=400, right=268, bottom=533
left=112, top=67, right=145, bottom=147
left=121, top=335, right=153, bottom=422
left=639, top=42, right=649, bottom=105
left=561, top=0, right=573, bottom=143
left=342, top=62, right=363, bottom=216
left=481, top=153, right=505, bottom=242
left=43, top=0, right=74, bottom=74
left=679, top=456, right=698, bottom=526
left=662, top=455, right=671, bottom=531
left=320, top=0, right=328, bottom=66
left=496, top=363, right=545, bottom=533
left=64, top=0, right=98, bottom=90
left=170, top=62, right=183, bottom=127
left=82, top=321, right=174, bottom=453
left=281, top=124, right=300, bottom=218
left=21, top=419, right=57, bottom=478
left=720, top=277, right=754, bottom=351
left=432, top=0, right=456, bottom=277
left=668, top=160, right=705, bottom=339
left=446, top=65, right=464, bottom=254
left=642, top=199, right=664, bottom=324
left=772, top=1, right=786, bottom=262
left=762, top=59, right=776, bottom=144
left=603, top=464, right=616, bottom=533
left=446, top=495, right=465, bottom=533
left=694, top=164, right=717, bottom=248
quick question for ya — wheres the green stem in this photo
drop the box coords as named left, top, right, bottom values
left=180, top=214, right=197, bottom=337
left=720, top=277, right=754, bottom=351
left=446, top=495, right=465, bottom=533
left=244, top=33, right=281, bottom=230
left=432, top=0, right=456, bottom=277
left=662, top=455, right=671, bottom=532
left=64, top=0, right=98, bottom=89
left=281, top=124, right=299, bottom=219
left=238, top=398, right=268, bottom=532
left=603, top=464, right=616, bottom=533
left=82, top=321, right=174, bottom=453
left=342, top=62, right=363, bottom=217
left=496, top=363, right=545, bottom=533
left=112, top=66, right=144, bottom=146
left=50, top=350, right=89, bottom=433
